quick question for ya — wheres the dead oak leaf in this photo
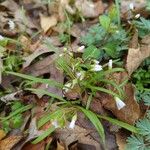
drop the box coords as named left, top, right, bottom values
left=40, top=14, right=58, bottom=33
left=126, top=34, right=150, bottom=76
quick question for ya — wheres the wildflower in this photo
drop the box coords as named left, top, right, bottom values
left=76, top=71, right=85, bottom=80
left=0, top=35, right=4, bottom=40
left=135, top=14, right=140, bottom=19
left=77, top=45, right=85, bottom=52
left=69, top=114, right=77, bottom=129
left=52, top=120, right=59, bottom=128
left=115, top=97, right=126, bottom=110
left=8, top=20, right=15, bottom=30
left=93, top=59, right=99, bottom=64
left=63, top=82, right=72, bottom=92
left=129, top=3, right=134, bottom=10
left=108, top=59, right=112, bottom=69
left=63, top=79, right=77, bottom=92
left=91, top=64, right=103, bottom=72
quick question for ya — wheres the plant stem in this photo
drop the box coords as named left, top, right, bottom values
left=115, top=0, right=121, bottom=27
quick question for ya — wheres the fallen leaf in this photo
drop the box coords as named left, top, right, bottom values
left=0, top=135, right=22, bottom=150
left=40, top=14, right=58, bottom=33
left=55, top=124, right=101, bottom=150
left=126, top=34, right=150, bottom=76
left=75, top=0, right=104, bottom=18
left=116, top=130, right=129, bottom=150
left=0, top=130, right=6, bottom=140
left=57, top=141, right=65, bottom=150
left=23, top=44, right=55, bottom=68
left=100, top=72, right=141, bottom=125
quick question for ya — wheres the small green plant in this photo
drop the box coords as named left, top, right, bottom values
left=81, top=5, right=129, bottom=59
left=126, top=111, right=150, bottom=150
left=0, top=101, right=33, bottom=132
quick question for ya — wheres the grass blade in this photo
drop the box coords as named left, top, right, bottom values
left=79, top=107, right=105, bottom=143
left=32, top=126, right=55, bottom=144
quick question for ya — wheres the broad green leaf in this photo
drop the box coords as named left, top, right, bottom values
left=82, top=45, right=101, bottom=60
left=32, top=126, right=55, bottom=144
left=79, top=107, right=105, bottom=142
left=99, top=15, right=111, bottom=30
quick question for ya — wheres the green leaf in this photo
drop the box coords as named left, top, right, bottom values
left=136, top=119, right=150, bottom=140
left=32, top=126, right=55, bottom=144
left=103, top=42, right=118, bottom=58
left=99, top=15, right=111, bottom=30
left=0, top=104, right=33, bottom=121
left=6, top=71, right=63, bottom=88
left=11, top=114, right=23, bottom=128
left=126, top=135, right=148, bottom=150
left=38, top=109, right=64, bottom=128
left=27, top=88, right=66, bottom=102
left=97, top=115, right=138, bottom=133
left=82, top=45, right=101, bottom=60
left=79, top=107, right=105, bottom=142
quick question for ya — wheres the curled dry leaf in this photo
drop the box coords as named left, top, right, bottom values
left=100, top=72, right=141, bottom=125
left=126, top=34, right=150, bottom=76
left=40, top=14, right=58, bottom=33
left=75, top=0, right=104, bottom=18
left=0, top=135, right=22, bottom=150
left=23, top=44, right=54, bottom=68
left=55, top=124, right=101, bottom=150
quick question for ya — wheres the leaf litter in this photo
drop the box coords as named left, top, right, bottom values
left=0, top=0, right=150, bottom=150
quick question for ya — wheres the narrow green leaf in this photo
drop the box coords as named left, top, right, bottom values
left=38, top=109, right=63, bottom=128
left=97, top=115, right=139, bottom=133
left=79, top=107, right=105, bottom=142
left=32, top=126, right=55, bottom=144
left=27, top=88, right=66, bottom=102
left=6, top=71, right=63, bottom=88
left=0, top=104, right=33, bottom=121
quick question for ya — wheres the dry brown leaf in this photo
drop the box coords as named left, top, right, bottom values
left=55, top=124, right=101, bottom=150
left=0, top=130, right=6, bottom=140
left=40, top=14, right=58, bottom=33
left=116, top=130, right=129, bottom=150
left=126, top=34, right=150, bottom=76
left=75, top=0, right=104, bottom=18
left=0, top=135, right=22, bottom=150
left=23, top=44, right=54, bottom=68
left=57, top=141, right=65, bottom=150
left=100, top=72, right=141, bottom=125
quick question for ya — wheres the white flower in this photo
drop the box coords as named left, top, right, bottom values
left=77, top=45, right=85, bottom=52
left=52, top=120, right=59, bottom=128
left=108, top=59, right=112, bottom=69
left=0, top=35, right=4, bottom=40
left=76, top=71, right=85, bottom=80
left=69, top=114, right=77, bottom=129
left=135, top=14, right=140, bottom=19
left=115, top=97, right=126, bottom=110
left=129, top=3, right=134, bottom=10
left=63, top=82, right=72, bottom=92
left=63, top=79, right=77, bottom=92
left=8, top=20, right=15, bottom=30
left=91, top=64, right=103, bottom=72
left=93, top=59, right=99, bottom=64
